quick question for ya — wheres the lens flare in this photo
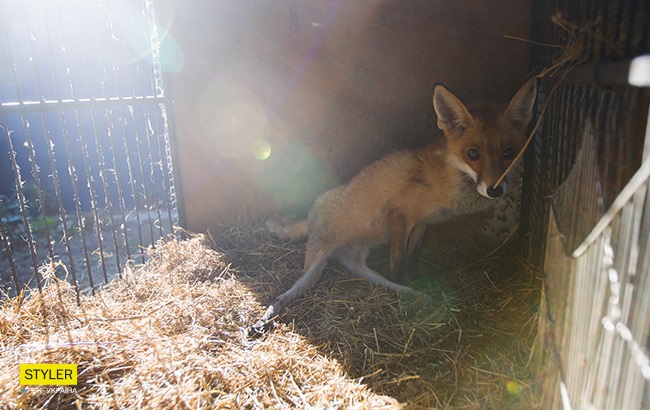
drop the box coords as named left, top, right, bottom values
left=198, top=80, right=269, bottom=159
left=506, top=380, right=522, bottom=395
left=252, top=140, right=271, bottom=160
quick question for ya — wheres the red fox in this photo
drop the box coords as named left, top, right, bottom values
left=251, top=78, right=537, bottom=334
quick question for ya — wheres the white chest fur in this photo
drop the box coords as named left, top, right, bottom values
left=449, top=178, right=495, bottom=216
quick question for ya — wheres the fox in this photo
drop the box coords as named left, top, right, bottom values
left=250, top=78, right=537, bottom=335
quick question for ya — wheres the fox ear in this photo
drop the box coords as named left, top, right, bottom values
left=506, top=77, right=537, bottom=127
left=433, top=84, right=474, bottom=135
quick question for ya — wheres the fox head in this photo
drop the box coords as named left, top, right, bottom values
left=433, top=78, right=537, bottom=199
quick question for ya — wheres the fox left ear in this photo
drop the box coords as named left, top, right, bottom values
left=505, top=77, right=538, bottom=127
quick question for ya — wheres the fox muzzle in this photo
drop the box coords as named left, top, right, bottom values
left=477, top=180, right=508, bottom=199
left=486, top=184, right=504, bottom=198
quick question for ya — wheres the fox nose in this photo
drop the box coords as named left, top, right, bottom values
left=486, top=185, right=504, bottom=198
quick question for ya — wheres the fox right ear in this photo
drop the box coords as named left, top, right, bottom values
left=506, top=77, right=538, bottom=127
left=433, top=84, right=474, bottom=135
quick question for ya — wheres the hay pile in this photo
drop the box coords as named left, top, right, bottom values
left=0, top=219, right=541, bottom=409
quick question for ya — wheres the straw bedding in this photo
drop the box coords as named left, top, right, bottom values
left=0, top=218, right=541, bottom=409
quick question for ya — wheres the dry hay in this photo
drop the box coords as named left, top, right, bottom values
left=218, top=219, right=543, bottom=409
left=0, top=219, right=542, bottom=409
left=0, top=234, right=396, bottom=409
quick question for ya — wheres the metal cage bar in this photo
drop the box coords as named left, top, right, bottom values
left=0, top=0, right=181, bottom=299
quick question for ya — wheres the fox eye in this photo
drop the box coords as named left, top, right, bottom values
left=467, top=148, right=480, bottom=160
left=503, top=147, right=516, bottom=160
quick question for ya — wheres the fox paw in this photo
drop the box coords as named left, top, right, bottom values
left=247, top=319, right=273, bottom=339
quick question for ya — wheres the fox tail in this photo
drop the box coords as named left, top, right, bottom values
left=265, top=215, right=309, bottom=241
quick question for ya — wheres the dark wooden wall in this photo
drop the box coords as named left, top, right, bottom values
left=165, top=0, right=532, bottom=231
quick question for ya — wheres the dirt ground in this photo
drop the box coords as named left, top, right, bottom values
left=1, top=209, right=174, bottom=298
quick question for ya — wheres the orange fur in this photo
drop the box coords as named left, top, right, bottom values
left=252, top=78, right=538, bottom=335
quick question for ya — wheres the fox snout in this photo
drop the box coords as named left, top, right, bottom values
left=475, top=162, right=513, bottom=199
left=478, top=179, right=507, bottom=199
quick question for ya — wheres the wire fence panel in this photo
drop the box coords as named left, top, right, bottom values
left=535, top=114, right=650, bottom=410
left=523, top=0, right=650, bottom=266
left=567, top=157, right=650, bottom=409
left=524, top=1, right=650, bottom=408
left=0, top=0, right=182, bottom=299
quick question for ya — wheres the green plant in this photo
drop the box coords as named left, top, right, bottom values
left=0, top=192, right=25, bottom=242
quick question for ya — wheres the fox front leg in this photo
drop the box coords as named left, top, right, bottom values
left=389, top=212, right=409, bottom=284
left=401, top=223, right=426, bottom=279
left=389, top=214, right=426, bottom=283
